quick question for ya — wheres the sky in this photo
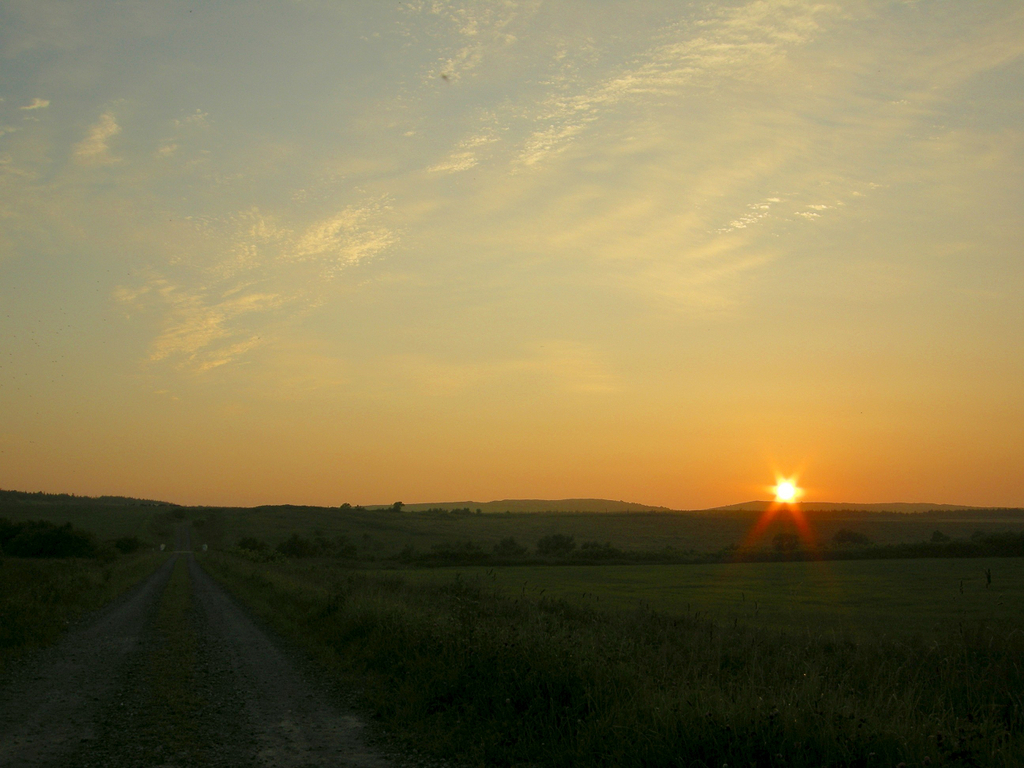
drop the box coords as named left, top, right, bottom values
left=0, top=0, right=1022, bottom=509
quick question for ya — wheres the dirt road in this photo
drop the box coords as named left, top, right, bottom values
left=0, top=528, right=392, bottom=767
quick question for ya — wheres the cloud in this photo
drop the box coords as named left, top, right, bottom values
left=116, top=198, right=397, bottom=372
left=513, top=0, right=836, bottom=169
left=19, top=98, right=49, bottom=110
left=74, top=112, right=121, bottom=165
left=145, top=283, right=282, bottom=368
left=290, top=201, right=397, bottom=276
left=407, top=1, right=531, bottom=82
left=174, top=109, right=209, bottom=130
left=427, top=131, right=498, bottom=173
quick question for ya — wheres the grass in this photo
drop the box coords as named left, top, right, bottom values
left=0, top=503, right=179, bottom=549
left=387, top=557, right=1024, bottom=635
left=0, top=552, right=167, bottom=675
left=201, top=505, right=1024, bottom=559
left=203, top=552, right=1024, bottom=767
left=139, top=557, right=206, bottom=760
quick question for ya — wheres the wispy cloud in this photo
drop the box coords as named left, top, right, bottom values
left=116, top=198, right=397, bottom=372
left=513, top=0, right=835, bottom=169
left=74, top=112, right=121, bottom=165
left=19, top=98, right=49, bottom=110
left=428, top=131, right=498, bottom=174
left=413, top=1, right=530, bottom=82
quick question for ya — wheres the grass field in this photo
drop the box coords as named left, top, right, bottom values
left=386, top=557, right=1024, bottom=635
left=203, top=549, right=1024, bottom=767
left=0, top=552, right=168, bottom=675
left=0, top=503, right=180, bottom=550
left=5, top=495, right=1024, bottom=560
left=208, top=505, right=1024, bottom=558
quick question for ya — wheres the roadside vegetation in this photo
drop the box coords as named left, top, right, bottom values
left=0, top=516, right=167, bottom=675
left=204, top=551, right=1024, bottom=767
left=229, top=526, right=1024, bottom=568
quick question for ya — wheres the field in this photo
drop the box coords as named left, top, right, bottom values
left=203, top=505, right=1024, bottom=558
left=4, top=495, right=1024, bottom=766
left=204, top=549, right=1024, bottom=767
left=0, top=552, right=168, bottom=675
left=385, top=557, right=1023, bottom=635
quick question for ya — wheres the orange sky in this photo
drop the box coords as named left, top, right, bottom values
left=1, top=1, right=1022, bottom=508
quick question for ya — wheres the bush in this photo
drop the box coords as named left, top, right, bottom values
left=833, top=529, right=872, bottom=547
left=536, top=533, right=576, bottom=556
left=238, top=536, right=270, bottom=553
left=276, top=534, right=319, bottom=558
left=574, top=541, right=622, bottom=560
left=113, top=536, right=144, bottom=554
left=493, top=537, right=527, bottom=558
left=0, top=518, right=98, bottom=558
left=772, top=532, right=800, bottom=552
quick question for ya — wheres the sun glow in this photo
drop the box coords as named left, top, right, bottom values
left=738, top=474, right=815, bottom=554
left=774, top=480, right=798, bottom=503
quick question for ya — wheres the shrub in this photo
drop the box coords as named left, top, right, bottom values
left=113, top=536, right=144, bottom=554
left=772, top=532, right=800, bottom=552
left=536, top=533, right=576, bottom=556
left=833, top=529, right=872, bottom=547
left=276, top=534, right=319, bottom=558
left=0, top=519, right=98, bottom=558
left=238, top=536, right=270, bottom=552
left=493, top=537, right=527, bottom=558
left=574, top=541, right=622, bottom=560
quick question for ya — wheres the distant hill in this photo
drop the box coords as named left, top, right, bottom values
left=0, top=489, right=177, bottom=507
left=397, top=498, right=672, bottom=514
left=704, top=500, right=1024, bottom=516
left=2, top=487, right=1019, bottom=517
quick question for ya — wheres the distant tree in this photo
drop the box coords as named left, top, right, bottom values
left=772, top=532, right=800, bottom=553
left=1, top=520, right=98, bottom=558
left=577, top=541, right=621, bottom=560
left=536, top=533, right=576, bottom=556
left=493, top=537, right=527, bottom=557
left=238, top=536, right=269, bottom=552
left=276, top=533, right=318, bottom=558
left=113, top=536, right=144, bottom=554
left=832, top=529, right=872, bottom=547
left=391, top=501, right=405, bottom=513
left=339, top=503, right=352, bottom=511
left=931, top=530, right=951, bottom=543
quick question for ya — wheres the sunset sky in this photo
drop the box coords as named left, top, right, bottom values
left=1, top=1, right=1022, bottom=508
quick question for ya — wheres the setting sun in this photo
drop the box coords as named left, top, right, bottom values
left=774, top=480, right=800, bottom=503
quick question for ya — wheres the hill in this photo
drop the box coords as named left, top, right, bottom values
left=705, top=500, right=1024, bottom=518
left=0, top=489, right=177, bottom=507
left=395, top=498, right=671, bottom=514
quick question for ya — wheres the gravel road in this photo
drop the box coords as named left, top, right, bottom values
left=0, top=528, right=392, bottom=768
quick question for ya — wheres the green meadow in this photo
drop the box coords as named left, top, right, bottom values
left=205, top=550, right=1024, bottom=767
left=389, top=557, right=1023, bottom=635
left=5, top=493, right=1024, bottom=766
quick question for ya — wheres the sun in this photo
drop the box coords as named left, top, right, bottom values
left=773, top=479, right=800, bottom=503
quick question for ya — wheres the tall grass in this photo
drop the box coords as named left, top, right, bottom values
left=204, top=553, right=1024, bottom=767
left=0, top=553, right=166, bottom=674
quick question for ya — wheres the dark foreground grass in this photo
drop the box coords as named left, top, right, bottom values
left=0, top=552, right=166, bottom=675
left=204, top=553, right=1024, bottom=767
